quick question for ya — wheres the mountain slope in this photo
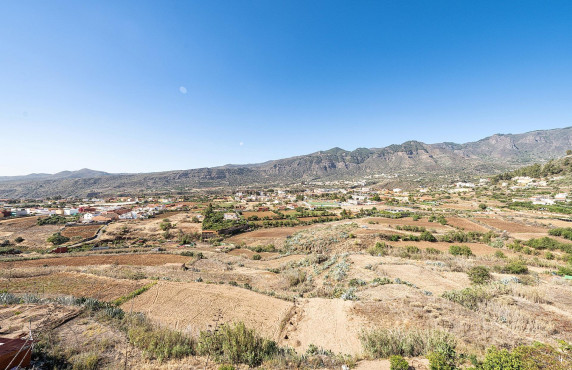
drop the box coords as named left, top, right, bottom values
left=1, top=127, right=571, bottom=198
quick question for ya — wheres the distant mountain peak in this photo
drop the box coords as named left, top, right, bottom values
left=321, top=147, right=348, bottom=154
left=1, top=126, right=571, bottom=198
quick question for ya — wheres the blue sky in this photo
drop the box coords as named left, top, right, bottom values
left=1, top=1, right=571, bottom=175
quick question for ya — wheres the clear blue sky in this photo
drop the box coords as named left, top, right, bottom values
left=1, top=1, right=571, bottom=175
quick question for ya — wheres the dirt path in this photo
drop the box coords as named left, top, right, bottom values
left=280, top=298, right=367, bottom=355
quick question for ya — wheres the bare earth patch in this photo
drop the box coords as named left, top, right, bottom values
left=123, top=281, right=293, bottom=340
left=0, top=253, right=191, bottom=268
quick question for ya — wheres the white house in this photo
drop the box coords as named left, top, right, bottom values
left=64, top=208, right=79, bottom=216
left=119, top=211, right=138, bottom=220
left=82, top=213, right=97, bottom=223
left=223, top=213, right=238, bottom=220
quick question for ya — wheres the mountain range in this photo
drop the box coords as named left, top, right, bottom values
left=1, top=127, right=571, bottom=199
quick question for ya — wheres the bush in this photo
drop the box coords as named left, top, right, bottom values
left=545, top=251, right=554, bottom=260
left=467, top=266, right=492, bottom=284
left=449, top=245, right=473, bottom=257
left=526, top=237, right=572, bottom=253
left=368, top=242, right=388, bottom=256
left=390, top=355, right=409, bottom=370
left=286, top=269, right=306, bottom=287
left=406, top=246, right=421, bottom=254
left=494, top=250, right=506, bottom=259
left=159, top=219, right=173, bottom=231
left=549, top=227, right=572, bottom=240
left=14, top=236, right=24, bottom=243
left=47, top=232, right=70, bottom=246
left=420, top=231, right=437, bottom=242
left=127, top=316, right=195, bottom=361
left=197, top=322, right=277, bottom=367
left=425, top=247, right=441, bottom=255
left=360, top=328, right=455, bottom=358
left=218, top=366, right=236, bottom=370
left=252, top=254, right=262, bottom=260
left=442, top=287, right=490, bottom=310
left=0, top=247, right=22, bottom=255
left=37, top=215, right=72, bottom=225
left=481, top=346, right=522, bottom=370
left=502, top=260, right=528, bottom=274
left=69, top=352, right=100, bottom=370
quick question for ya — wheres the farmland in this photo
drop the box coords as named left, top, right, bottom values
left=1, top=182, right=572, bottom=368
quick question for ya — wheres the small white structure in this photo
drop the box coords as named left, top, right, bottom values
left=119, top=211, right=138, bottom=220
left=64, top=208, right=79, bottom=216
left=82, top=212, right=97, bottom=222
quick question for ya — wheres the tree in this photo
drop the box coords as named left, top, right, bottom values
left=47, top=232, right=70, bottom=246
left=479, top=203, right=487, bottom=210
left=567, top=149, right=572, bottom=156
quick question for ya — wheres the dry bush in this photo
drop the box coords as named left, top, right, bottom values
left=511, top=285, right=549, bottom=304
left=360, top=327, right=456, bottom=358
left=478, top=299, right=557, bottom=336
left=285, top=269, right=307, bottom=287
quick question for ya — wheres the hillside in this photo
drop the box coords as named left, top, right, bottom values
left=1, top=127, right=572, bottom=198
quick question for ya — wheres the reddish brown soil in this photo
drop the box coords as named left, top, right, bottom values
left=446, top=217, right=490, bottom=232
left=0, top=254, right=190, bottom=268
left=61, top=225, right=101, bottom=239
left=476, top=218, right=548, bottom=233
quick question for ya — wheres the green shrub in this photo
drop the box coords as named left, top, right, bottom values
left=159, top=219, right=173, bottom=231
left=127, top=317, right=195, bottom=361
left=449, top=245, right=473, bottom=257
left=197, top=322, right=277, bottom=367
left=368, top=242, right=388, bottom=256
left=252, top=254, right=262, bottom=260
left=69, top=352, right=100, bottom=370
left=425, top=247, right=441, bottom=255
left=494, top=250, right=506, bottom=259
left=249, top=244, right=276, bottom=253
left=526, top=237, right=572, bottom=253
left=390, top=355, right=409, bottom=370
left=545, top=251, right=554, bottom=260
left=467, top=266, right=492, bottom=284
left=0, top=247, right=22, bottom=255
left=502, top=260, right=528, bottom=274
left=218, top=365, right=236, bottom=370
left=481, top=346, right=521, bottom=370
left=427, top=351, right=455, bottom=370
left=549, top=227, right=572, bottom=240
left=442, top=287, right=490, bottom=310
left=406, top=246, right=421, bottom=254
left=360, top=328, right=455, bottom=358
left=113, top=283, right=156, bottom=306
left=14, top=236, right=24, bottom=243
left=420, top=231, right=437, bottom=242
left=557, top=266, right=572, bottom=276
left=47, top=232, right=70, bottom=246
